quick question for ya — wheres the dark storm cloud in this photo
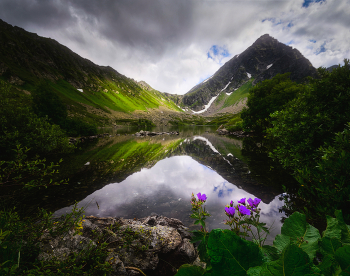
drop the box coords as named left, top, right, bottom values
left=0, top=0, right=195, bottom=58
left=0, top=0, right=75, bottom=29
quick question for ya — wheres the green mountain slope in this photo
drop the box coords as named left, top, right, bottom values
left=0, top=19, right=182, bottom=125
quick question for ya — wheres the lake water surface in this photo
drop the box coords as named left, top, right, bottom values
left=53, top=126, right=292, bottom=244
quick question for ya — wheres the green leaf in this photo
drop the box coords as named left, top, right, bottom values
left=190, top=230, right=206, bottom=243
left=259, top=244, right=312, bottom=276
left=334, top=210, right=350, bottom=244
left=273, top=234, right=290, bottom=254
left=273, top=212, right=320, bottom=260
left=335, top=245, right=350, bottom=274
left=206, top=229, right=264, bottom=276
left=261, top=245, right=280, bottom=262
left=175, top=264, right=205, bottom=276
left=317, top=254, right=341, bottom=276
left=198, top=239, right=211, bottom=267
left=319, top=237, right=342, bottom=256
left=247, top=266, right=263, bottom=276
left=322, top=215, right=342, bottom=239
left=199, top=220, right=206, bottom=228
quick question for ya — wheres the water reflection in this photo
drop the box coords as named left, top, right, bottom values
left=55, top=155, right=283, bottom=244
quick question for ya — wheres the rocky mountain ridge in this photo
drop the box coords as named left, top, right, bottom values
left=183, top=34, right=318, bottom=113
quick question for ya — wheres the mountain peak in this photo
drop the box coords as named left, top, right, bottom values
left=182, top=35, right=317, bottom=113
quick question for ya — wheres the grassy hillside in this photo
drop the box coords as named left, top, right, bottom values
left=0, top=19, right=183, bottom=126
left=215, top=79, right=253, bottom=110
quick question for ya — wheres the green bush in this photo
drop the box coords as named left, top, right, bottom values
left=0, top=146, right=112, bottom=275
left=241, top=73, right=303, bottom=133
left=269, top=60, right=350, bottom=171
left=0, top=81, right=73, bottom=159
left=62, top=118, right=98, bottom=137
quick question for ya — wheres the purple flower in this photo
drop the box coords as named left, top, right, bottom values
left=247, top=197, right=261, bottom=208
left=230, top=200, right=234, bottom=207
left=238, top=198, right=246, bottom=204
left=253, top=198, right=261, bottom=206
left=239, top=205, right=251, bottom=216
left=225, top=207, right=235, bottom=217
left=197, top=193, right=207, bottom=202
left=247, top=198, right=254, bottom=207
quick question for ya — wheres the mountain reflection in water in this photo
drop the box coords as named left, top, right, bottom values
left=55, top=130, right=287, bottom=244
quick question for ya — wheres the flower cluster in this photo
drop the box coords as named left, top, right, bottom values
left=189, top=193, right=269, bottom=247
left=224, top=197, right=262, bottom=238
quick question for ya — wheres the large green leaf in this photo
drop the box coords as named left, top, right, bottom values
left=273, top=212, right=320, bottom=260
left=206, top=229, right=264, bottom=276
left=334, top=210, right=350, bottom=244
left=335, top=245, right=350, bottom=275
left=261, top=245, right=280, bottom=262
left=319, top=237, right=342, bottom=256
left=258, top=244, right=312, bottom=276
left=322, top=215, right=342, bottom=239
left=175, top=264, right=205, bottom=276
left=317, top=254, right=341, bottom=276
left=247, top=266, right=263, bottom=276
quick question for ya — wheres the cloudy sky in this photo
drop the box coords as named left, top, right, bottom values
left=0, top=0, right=349, bottom=94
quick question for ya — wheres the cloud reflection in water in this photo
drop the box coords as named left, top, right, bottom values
left=55, top=155, right=284, bottom=244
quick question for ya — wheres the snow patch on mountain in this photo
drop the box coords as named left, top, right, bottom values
left=267, top=64, right=273, bottom=69
left=247, top=72, right=251, bottom=78
left=221, top=81, right=231, bottom=92
left=192, top=96, right=218, bottom=114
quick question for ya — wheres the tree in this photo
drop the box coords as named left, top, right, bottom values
left=241, top=73, right=303, bottom=133
left=269, top=59, right=350, bottom=171
left=0, top=80, right=73, bottom=159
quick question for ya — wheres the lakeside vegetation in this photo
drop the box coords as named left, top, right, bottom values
left=241, top=60, right=350, bottom=224
left=1, top=61, right=350, bottom=274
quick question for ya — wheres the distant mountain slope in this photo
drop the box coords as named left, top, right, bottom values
left=183, top=34, right=317, bottom=114
left=0, top=19, right=182, bottom=125
left=326, top=65, right=338, bottom=72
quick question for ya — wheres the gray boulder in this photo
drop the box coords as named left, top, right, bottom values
left=38, top=215, right=197, bottom=276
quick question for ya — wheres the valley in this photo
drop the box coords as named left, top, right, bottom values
left=0, top=19, right=318, bottom=129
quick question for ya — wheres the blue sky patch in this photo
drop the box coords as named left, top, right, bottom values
left=315, top=42, right=327, bottom=55
left=309, top=39, right=317, bottom=43
left=302, top=0, right=326, bottom=8
left=261, top=18, right=282, bottom=26
left=207, top=45, right=230, bottom=64
left=286, top=40, right=295, bottom=45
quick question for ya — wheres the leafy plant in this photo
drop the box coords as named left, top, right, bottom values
left=177, top=194, right=350, bottom=276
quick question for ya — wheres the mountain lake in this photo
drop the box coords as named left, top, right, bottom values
left=23, top=126, right=296, bottom=245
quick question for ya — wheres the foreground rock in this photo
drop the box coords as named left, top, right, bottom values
left=38, top=215, right=197, bottom=276
left=134, top=130, right=179, bottom=137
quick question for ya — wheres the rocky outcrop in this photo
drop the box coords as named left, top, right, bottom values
left=217, top=129, right=251, bottom=138
left=134, top=130, right=179, bottom=137
left=69, top=133, right=112, bottom=144
left=38, top=215, right=197, bottom=276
